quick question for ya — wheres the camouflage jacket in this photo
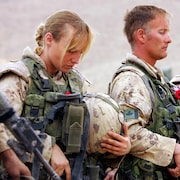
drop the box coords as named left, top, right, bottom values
left=109, top=53, right=176, bottom=167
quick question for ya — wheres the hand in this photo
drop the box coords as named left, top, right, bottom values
left=0, top=149, right=31, bottom=180
left=104, top=168, right=117, bottom=180
left=101, top=123, right=131, bottom=156
left=168, top=143, right=180, bottom=178
left=50, top=144, right=71, bottom=180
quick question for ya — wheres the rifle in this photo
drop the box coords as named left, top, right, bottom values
left=0, top=92, right=61, bottom=180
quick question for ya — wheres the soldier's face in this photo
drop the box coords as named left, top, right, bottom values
left=43, top=26, right=86, bottom=73
left=143, top=15, right=172, bottom=61
left=60, top=50, right=82, bottom=73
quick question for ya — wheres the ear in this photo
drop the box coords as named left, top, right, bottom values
left=135, top=29, right=146, bottom=43
left=44, top=32, right=53, bottom=45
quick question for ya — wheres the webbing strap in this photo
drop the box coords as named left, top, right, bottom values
left=41, top=101, right=66, bottom=132
left=71, top=108, right=90, bottom=180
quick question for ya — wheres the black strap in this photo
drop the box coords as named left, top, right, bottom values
left=0, top=108, right=15, bottom=122
left=31, top=133, right=47, bottom=180
left=41, top=101, right=65, bottom=132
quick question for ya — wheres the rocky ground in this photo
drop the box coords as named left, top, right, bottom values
left=1, top=0, right=180, bottom=92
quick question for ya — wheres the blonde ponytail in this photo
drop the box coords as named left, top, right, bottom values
left=34, top=23, right=44, bottom=55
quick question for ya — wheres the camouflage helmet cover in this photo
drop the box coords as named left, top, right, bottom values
left=84, top=93, right=124, bottom=154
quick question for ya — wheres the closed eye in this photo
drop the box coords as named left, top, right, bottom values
left=68, top=50, right=83, bottom=54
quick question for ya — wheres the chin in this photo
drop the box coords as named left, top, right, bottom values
left=62, top=69, right=70, bottom=73
left=158, top=54, right=167, bottom=60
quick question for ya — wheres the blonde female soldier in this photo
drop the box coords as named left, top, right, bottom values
left=0, top=10, right=130, bottom=180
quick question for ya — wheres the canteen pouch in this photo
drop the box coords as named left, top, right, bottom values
left=62, top=102, right=85, bottom=153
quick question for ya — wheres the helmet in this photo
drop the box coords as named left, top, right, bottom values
left=84, top=93, right=124, bottom=154
left=171, top=74, right=180, bottom=86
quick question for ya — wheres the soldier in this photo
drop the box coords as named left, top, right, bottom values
left=0, top=10, right=131, bottom=180
left=106, top=5, right=180, bottom=179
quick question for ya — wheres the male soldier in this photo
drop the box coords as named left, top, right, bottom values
left=106, top=5, right=180, bottom=179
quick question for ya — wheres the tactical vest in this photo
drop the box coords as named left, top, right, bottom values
left=21, top=58, right=90, bottom=180
left=110, top=61, right=180, bottom=180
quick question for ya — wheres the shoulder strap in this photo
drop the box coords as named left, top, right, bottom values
left=23, top=58, right=53, bottom=92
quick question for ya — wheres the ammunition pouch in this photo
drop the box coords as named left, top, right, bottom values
left=45, top=92, right=87, bottom=154
left=62, top=101, right=86, bottom=153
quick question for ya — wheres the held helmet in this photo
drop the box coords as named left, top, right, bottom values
left=171, top=74, right=180, bottom=86
left=83, top=93, right=124, bottom=154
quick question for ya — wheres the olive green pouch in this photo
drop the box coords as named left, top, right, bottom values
left=62, top=102, right=85, bottom=153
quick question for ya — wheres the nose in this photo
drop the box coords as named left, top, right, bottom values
left=71, top=57, right=80, bottom=64
left=71, top=52, right=81, bottom=64
left=166, top=33, right=172, bottom=44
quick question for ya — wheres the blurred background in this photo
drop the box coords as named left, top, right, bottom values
left=1, top=0, right=180, bottom=92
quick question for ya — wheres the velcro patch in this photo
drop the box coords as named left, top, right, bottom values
left=124, top=109, right=139, bottom=120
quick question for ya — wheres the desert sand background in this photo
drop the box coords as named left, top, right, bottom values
left=1, top=0, right=180, bottom=92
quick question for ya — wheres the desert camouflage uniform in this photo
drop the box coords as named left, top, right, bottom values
left=0, top=47, right=123, bottom=179
left=109, top=54, right=176, bottom=168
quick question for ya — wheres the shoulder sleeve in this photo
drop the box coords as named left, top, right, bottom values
left=110, top=70, right=152, bottom=120
left=0, top=61, right=30, bottom=115
left=0, top=60, right=30, bottom=83
left=0, top=61, right=30, bottom=153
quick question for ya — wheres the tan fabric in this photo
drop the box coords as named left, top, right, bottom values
left=0, top=72, right=27, bottom=153
left=84, top=93, right=123, bottom=154
left=0, top=124, right=12, bottom=152
left=109, top=54, right=176, bottom=167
